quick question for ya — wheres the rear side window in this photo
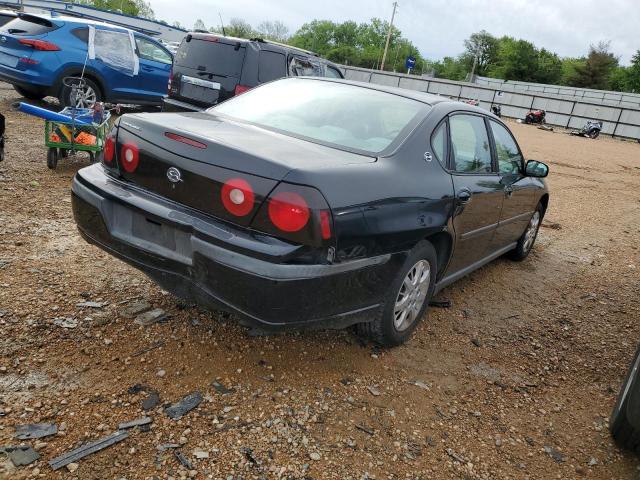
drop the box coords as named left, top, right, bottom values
left=325, top=66, right=343, bottom=78
left=0, top=14, right=16, bottom=27
left=431, top=121, right=447, bottom=167
left=72, top=27, right=88, bottom=43
left=258, top=51, right=286, bottom=82
left=449, top=114, right=493, bottom=174
left=0, top=16, right=58, bottom=35
left=289, top=57, right=322, bottom=77
left=175, top=38, right=245, bottom=78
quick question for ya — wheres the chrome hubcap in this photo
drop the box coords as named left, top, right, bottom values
left=73, top=85, right=97, bottom=108
left=523, top=211, right=540, bottom=252
left=394, top=259, right=431, bottom=331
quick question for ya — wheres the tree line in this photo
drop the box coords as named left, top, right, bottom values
left=72, top=4, right=640, bottom=94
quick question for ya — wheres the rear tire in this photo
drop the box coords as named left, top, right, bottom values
left=508, top=202, right=543, bottom=261
left=610, top=344, right=640, bottom=453
left=58, top=77, right=102, bottom=108
left=357, top=241, right=437, bottom=347
left=589, top=130, right=600, bottom=139
left=13, top=84, right=45, bottom=100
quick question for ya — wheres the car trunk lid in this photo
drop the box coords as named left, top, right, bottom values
left=113, top=112, right=373, bottom=227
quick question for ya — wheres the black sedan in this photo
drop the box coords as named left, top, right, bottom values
left=71, top=78, right=549, bottom=346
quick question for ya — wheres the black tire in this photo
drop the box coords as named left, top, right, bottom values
left=610, top=344, right=640, bottom=453
left=524, top=115, right=532, bottom=124
left=508, top=202, right=543, bottom=261
left=58, top=77, right=102, bottom=108
left=13, top=84, right=45, bottom=100
left=357, top=241, right=437, bottom=347
left=46, top=148, right=58, bottom=170
left=589, top=129, right=600, bottom=139
left=88, top=151, right=96, bottom=163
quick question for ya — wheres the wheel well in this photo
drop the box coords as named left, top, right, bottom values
left=424, top=231, right=453, bottom=278
left=539, top=194, right=549, bottom=218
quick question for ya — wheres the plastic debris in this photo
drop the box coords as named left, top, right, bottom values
left=15, top=423, right=57, bottom=440
left=165, top=392, right=203, bottom=420
left=118, top=417, right=152, bottom=430
left=211, top=381, right=234, bottom=395
left=48, top=430, right=128, bottom=470
left=76, top=301, right=105, bottom=309
left=142, top=392, right=160, bottom=411
left=135, top=309, right=168, bottom=326
left=174, top=450, right=193, bottom=469
left=53, top=317, right=78, bottom=329
left=0, top=445, right=40, bottom=467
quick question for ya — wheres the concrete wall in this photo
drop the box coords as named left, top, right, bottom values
left=340, top=66, right=640, bottom=141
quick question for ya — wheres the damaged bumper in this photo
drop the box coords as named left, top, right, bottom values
left=71, top=164, right=403, bottom=329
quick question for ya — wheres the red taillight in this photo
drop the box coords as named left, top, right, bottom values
left=165, top=132, right=207, bottom=149
left=234, top=84, right=251, bottom=96
left=268, top=192, right=310, bottom=232
left=103, top=136, right=115, bottom=164
left=221, top=178, right=254, bottom=217
left=319, top=210, right=332, bottom=240
left=120, top=143, right=139, bottom=173
left=19, top=39, right=60, bottom=51
left=18, top=57, right=39, bottom=65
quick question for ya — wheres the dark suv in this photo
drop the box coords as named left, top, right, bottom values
left=162, top=33, right=344, bottom=112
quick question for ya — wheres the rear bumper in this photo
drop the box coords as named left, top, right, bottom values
left=0, top=66, right=52, bottom=90
left=162, top=97, right=207, bottom=112
left=71, top=164, right=404, bottom=329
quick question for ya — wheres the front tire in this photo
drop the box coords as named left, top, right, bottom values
left=46, top=148, right=58, bottom=170
left=508, top=203, right=543, bottom=261
left=610, top=344, right=640, bottom=453
left=357, top=241, right=437, bottom=347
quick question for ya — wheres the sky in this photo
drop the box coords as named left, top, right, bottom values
left=149, top=0, right=640, bottom=65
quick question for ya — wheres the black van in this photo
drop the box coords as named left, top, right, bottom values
left=162, top=33, right=344, bottom=112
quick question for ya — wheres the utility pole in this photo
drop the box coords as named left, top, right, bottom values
left=380, top=1, right=398, bottom=71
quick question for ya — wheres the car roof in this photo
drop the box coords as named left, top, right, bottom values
left=187, top=32, right=322, bottom=58
left=18, top=12, right=157, bottom=39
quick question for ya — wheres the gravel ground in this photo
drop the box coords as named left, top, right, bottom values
left=1, top=82, right=639, bottom=479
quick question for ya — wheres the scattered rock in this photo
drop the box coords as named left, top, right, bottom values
left=76, top=301, right=105, bottom=309
left=367, top=386, right=381, bottom=396
left=66, top=463, right=79, bottom=473
left=142, top=392, right=161, bottom=411
left=135, top=308, right=168, bottom=326
left=121, top=300, right=152, bottom=318
left=53, top=317, right=77, bottom=329
left=543, top=446, right=566, bottom=463
left=157, top=369, right=166, bottom=378
left=309, top=452, right=321, bottom=461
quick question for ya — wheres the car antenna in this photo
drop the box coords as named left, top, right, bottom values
left=218, top=12, right=226, bottom=36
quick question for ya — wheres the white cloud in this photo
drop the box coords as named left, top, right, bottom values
left=150, top=0, right=639, bottom=64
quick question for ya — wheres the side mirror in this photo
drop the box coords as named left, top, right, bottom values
left=525, top=160, right=549, bottom=178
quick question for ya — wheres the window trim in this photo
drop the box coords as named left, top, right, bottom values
left=487, top=119, right=525, bottom=176
left=430, top=117, right=449, bottom=169
left=446, top=111, right=499, bottom=176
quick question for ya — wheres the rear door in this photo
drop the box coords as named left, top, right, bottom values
left=171, top=36, right=246, bottom=107
left=134, top=35, right=172, bottom=101
left=446, top=113, right=504, bottom=273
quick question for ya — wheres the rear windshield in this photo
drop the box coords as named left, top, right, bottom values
left=175, top=38, right=245, bottom=78
left=211, top=78, right=428, bottom=154
left=0, top=14, right=16, bottom=27
left=0, top=16, right=58, bottom=36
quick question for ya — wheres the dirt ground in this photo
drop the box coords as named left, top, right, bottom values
left=0, top=81, right=639, bottom=480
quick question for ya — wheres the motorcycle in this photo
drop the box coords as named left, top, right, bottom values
left=491, top=105, right=502, bottom=117
left=570, top=120, right=602, bottom=139
left=524, top=109, right=546, bottom=124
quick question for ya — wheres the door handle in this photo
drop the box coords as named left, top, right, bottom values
left=456, top=188, right=472, bottom=204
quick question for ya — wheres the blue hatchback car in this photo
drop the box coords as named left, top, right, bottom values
left=0, top=13, right=172, bottom=107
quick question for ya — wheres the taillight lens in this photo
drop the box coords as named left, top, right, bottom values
left=221, top=178, right=254, bottom=217
left=234, top=84, right=251, bottom=96
left=19, top=39, right=60, bottom=51
left=120, top=143, right=139, bottom=173
left=250, top=183, right=333, bottom=247
left=268, top=192, right=310, bottom=232
left=103, top=136, right=115, bottom=164
left=165, top=132, right=207, bottom=149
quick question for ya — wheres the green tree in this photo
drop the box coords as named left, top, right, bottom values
left=624, top=50, right=640, bottom=93
left=570, top=42, right=619, bottom=89
left=193, top=19, right=206, bottom=32
left=488, top=37, right=538, bottom=81
left=463, top=30, right=499, bottom=76
left=77, top=0, right=154, bottom=19
left=225, top=18, right=254, bottom=39
left=534, top=48, right=562, bottom=84
left=256, top=20, right=289, bottom=43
